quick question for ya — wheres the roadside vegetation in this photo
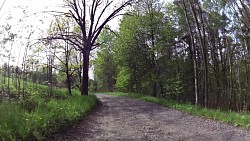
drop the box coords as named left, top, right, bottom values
left=0, top=82, right=97, bottom=141
left=104, top=92, right=250, bottom=129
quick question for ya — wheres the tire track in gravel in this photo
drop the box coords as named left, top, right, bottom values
left=50, top=94, right=250, bottom=141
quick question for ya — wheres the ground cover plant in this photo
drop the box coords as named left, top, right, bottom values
left=0, top=83, right=97, bottom=141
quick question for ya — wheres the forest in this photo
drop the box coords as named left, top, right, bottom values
left=94, top=0, right=250, bottom=112
left=0, top=0, right=250, bottom=140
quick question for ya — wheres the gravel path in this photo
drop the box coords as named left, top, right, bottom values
left=50, top=94, right=250, bottom=141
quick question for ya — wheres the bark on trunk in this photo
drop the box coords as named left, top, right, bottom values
left=66, top=70, right=72, bottom=96
left=189, top=0, right=208, bottom=107
left=81, top=50, right=90, bottom=95
left=181, top=0, right=199, bottom=105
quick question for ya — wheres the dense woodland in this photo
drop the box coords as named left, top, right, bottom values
left=0, top=0, right=250, bottom=111
left=94, top=0, right=250, bottom=112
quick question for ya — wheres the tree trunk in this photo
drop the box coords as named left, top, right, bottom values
left=81, top=50, right=90, bottom=95
left=181, top=0, right=199, bottom=105
left=7, top=63, right=10, bottom=98
left=75, top=52, right=82, bottom=91
left=66, top=68, right=72, bottom=96
left=65, top=42, right=72, bottom=96
left=189, top=0, right=208, bottom=107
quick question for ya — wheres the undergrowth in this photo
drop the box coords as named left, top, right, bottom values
left=104, top=92, right=250, bottom=129
left=0, top=94, right=97, bottom=141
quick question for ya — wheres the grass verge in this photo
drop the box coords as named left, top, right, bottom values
left=104, top=92, right=250, bottom=129
left=0, top=94, right=97, bottom=141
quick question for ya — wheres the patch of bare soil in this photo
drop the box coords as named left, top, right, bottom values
left=49, top=94, right=250, bottom=141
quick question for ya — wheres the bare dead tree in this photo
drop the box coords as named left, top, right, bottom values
left=48, top=0, right=133, bottom=95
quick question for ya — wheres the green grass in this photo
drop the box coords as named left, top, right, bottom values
left=104, top=92, right=250, bottom=129
left=0, top=77, right=82, bottom=99
left=0, top=94, right=97, bottom=141
left=0, top=77, right=98, bottom=140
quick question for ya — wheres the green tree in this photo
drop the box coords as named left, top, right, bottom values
left=94, top=27, right=117, bottom=92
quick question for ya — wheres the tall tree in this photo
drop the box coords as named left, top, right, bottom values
left=51, top=0, right=133, bottom=95
left=94, top=27, right=117, bottom=92
left=179, top=0, right=199, bottom=105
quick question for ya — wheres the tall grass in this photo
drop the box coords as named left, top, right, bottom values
left=0, top=94, right=97, bottom=141
left=104, top=92, right=250, bottom=129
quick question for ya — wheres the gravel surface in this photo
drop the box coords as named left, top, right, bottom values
left=50, top=94, right=250, bottom=141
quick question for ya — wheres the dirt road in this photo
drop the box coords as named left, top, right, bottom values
left=50, top=94, right=250, bottom=141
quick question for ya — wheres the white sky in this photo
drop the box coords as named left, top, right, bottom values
left=0, top=0, right=63, bottom=70
left=0, top=0, right=122, bottom=79
left=0, top=0, right=172, bottom=79
left=0, top=0, right=120, bottom=51
left=0, top=0, right=120, bottom=33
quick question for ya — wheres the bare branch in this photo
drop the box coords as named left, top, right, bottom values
left=93, top=1, right=113, bottom=36
left=0, top=0, right=7, bottom=12
left=92, top=0, right=133, bottom=47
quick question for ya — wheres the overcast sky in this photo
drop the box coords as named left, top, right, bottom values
left=0, top=0, right=122, bottom=79
left=0, top=0, right=171, bottom=79
left=0, top=0, right=120, bottom=31
left=1, top=0, right=62, bottom=22
left=0, top=1, right=59, bottom=66
left=0, top=0, right=121, bottom=50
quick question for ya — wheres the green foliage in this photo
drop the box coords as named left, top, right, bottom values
left=0, top=76, right=74, bottom=99
left=115, top=67, right=131, bottom=92
left=88, top=79, right=97, bottom=93
left=113, top=14, right=156, bottom=94
left=164, top=74, right=183, bottom=99
left=94, top=27, right=117, bottom=92
left=0, top=93, right=97, bottom=140
left=19, top=95, right=44, bottom=113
